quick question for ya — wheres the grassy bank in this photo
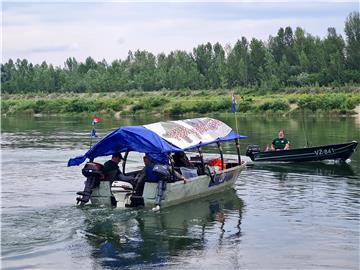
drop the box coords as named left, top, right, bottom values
left=2, top=89, right=360, bottom=116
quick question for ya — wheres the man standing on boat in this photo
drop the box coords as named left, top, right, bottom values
left=152, top=161, right=185, bottom=212
left=103, top=152, right=134, bottom=184
left=271, top=130, right=290, bottom=151
left=134, top=154, right=185, bottom=211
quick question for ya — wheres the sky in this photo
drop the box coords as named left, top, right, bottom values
left=2, top=1, right=359, bottom=66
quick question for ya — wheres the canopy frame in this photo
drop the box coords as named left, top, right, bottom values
left=68, top=118, right=247, bottom=167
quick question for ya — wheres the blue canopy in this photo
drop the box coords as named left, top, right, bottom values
left=68, top=118, right=247, bottom=167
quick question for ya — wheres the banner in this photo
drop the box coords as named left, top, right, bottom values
left=144, top=118, right=232, bottom=149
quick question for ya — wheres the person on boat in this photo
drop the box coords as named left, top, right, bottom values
left=173, top=151, right=194, bottom=168
left=102, top=152, right=134, bottom=184
left=152, top=162, right=185, bottom=212
left=271, top=130, right=290, bottom=151
left=134, top=154, right=185, bottom=211
left=133, top=155, right=157, bottom=196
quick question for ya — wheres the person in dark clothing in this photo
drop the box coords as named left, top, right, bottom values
left=271, top=130, right=290, bottom=151
left=173, top=152, right=194, bottom=168
left=133, top=155, right=156, bottom=196
left=103, top=152, right=133, bottom=184
left=152, top=159, right=185, bottom=212
left=133, top=155, right=185, bottom=211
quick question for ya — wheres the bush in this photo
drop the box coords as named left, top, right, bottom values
left=288, top=96, right=297, bottom=104
left=2, top=91, right=359, bottom=115
left=297, top=94, right=357, bottom=112
left=146, top=97, right=169, bottom=108
left=212, top=98, right=231, bottom=111
left=237, top=100, right=254, bottom=112
left=194, top=101, right=213, bottom=113
left=169, top=103, right=186, bottom=115
left=131, top=102, right=144, bottom=112
left=13, top=100, right=36, bottom=112
left=258, top=100, right=290, bottom=111
left=1, top=100, right=17, bottom=113
left=63, top=99, right=105, bottom=112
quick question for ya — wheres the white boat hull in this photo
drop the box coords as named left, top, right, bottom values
left=142, top=164, right=245, bottom=208
left=89, top=163, right=246, bottom=209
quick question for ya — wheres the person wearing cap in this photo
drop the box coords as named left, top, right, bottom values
left=103, top=152, right=133, bottom=183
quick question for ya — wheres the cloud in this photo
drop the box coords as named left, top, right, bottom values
left=2, top=2, right=358, bottom=65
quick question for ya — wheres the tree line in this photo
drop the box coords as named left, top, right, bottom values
left=1, top=12, right=359, bottom=94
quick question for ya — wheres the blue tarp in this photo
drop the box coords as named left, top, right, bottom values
left=68, top=125, right=247, bottom=167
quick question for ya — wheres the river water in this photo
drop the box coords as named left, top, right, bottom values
left=1, top=114, right=359, bottom=269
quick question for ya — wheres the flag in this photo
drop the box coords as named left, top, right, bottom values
left=90, top=116, right=101, bottom=138
left=92, top=116, right=101, bottom=126
left=231, top=93, right=237, bottom=113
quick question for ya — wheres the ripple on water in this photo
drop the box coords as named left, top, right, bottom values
left=1, top=115, right=360, bottom=270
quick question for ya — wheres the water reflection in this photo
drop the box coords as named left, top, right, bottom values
left=250, top=162, right=356, bottom=178
left=82, top=190, right=243, bottom=269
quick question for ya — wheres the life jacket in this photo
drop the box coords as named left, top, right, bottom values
left=208, top=159, right=226, bottom=171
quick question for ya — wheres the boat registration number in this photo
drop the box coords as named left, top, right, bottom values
left=314, top=148, right=335, bottom=156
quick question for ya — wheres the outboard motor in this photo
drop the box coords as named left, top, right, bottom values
left=246, top=145, right=261, bottom=160
left=76, top=162, right=104, bottom=205
left=152, top=164, right=172, bottom=206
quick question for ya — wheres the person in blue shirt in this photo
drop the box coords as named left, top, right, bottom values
left=143, top=155, right=157, bottom=182
left=133, top=155, right=184, bottom=211
left=133, top=155, right=156, bottom=196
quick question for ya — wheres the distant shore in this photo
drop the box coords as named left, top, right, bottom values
left=2, top=88, right=360, bottom=117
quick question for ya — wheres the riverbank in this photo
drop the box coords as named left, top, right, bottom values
left=2, top=90, right=360, bottom=116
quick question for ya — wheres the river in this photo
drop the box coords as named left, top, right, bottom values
left=1, top=114, right=359, bottom=269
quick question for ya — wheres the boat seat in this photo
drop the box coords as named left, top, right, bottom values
left=180, top=167, right=198, bottom=179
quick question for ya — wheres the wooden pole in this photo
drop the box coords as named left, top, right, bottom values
left=234, top=111, right=242, bottom=164
left=217, top=142, right=224, bottom=170
left=234, top=111, right=239, bottom=134
left=122, top=151, right=129, bottom=174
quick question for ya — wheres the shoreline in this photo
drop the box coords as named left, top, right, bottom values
left=2, top=91, right=360, bottom=117
left=2, top=109, right=358, bottom=119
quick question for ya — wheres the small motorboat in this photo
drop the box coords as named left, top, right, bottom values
left=68, top=118, right=247, bottom=209
left=245, top=141, right=358, bottom=163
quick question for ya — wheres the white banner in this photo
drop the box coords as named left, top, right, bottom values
left=144, top=118, right=232, bottom=149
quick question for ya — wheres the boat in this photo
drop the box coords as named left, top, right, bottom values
left=68, top=118, right=247, bottom=209
left=248, top=162, right=356, bottom=177
left=245, top=141, right=358, bottom=163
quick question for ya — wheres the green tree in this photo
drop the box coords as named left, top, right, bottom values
left=344, top=11, right=360, bottom=69
left=269, top=27, right=286, bottom=63
left=1, top=11, right=359, bottom=94
left=192, top=42, right=213, bottom=88
left=226, top=37, right=249, bottom=87
left=249, top=38, right=266, bottom=84
left=323, top=27, right=346, bottom=83
left=284, top=26, right=297, bottom=66
left=260, top=50, right=280, bottom=90
left=207, top=42, right=227, bottom=88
